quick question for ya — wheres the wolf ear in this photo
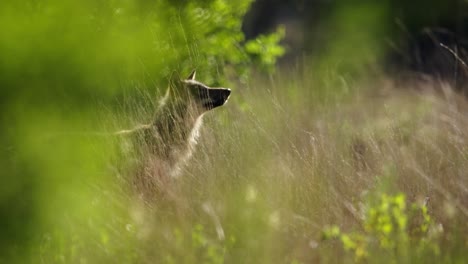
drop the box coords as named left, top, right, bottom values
left=187, top=70, right=196, bottom=80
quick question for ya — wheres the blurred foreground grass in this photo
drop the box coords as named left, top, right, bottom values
left=0, top=0, right=282, bottom=261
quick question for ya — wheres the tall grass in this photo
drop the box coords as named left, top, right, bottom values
left=28, top=69, right=468, bottom=263
left=171, top=72, right=468, bottom=263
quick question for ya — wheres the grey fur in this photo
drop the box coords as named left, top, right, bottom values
left=119, top=71, right=231, bottom=201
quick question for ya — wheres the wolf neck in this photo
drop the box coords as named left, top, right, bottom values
left=151, top=99, right=203, bottom=161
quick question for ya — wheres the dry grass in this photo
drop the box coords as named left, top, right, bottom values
left=29, top=72, right=468, bottom=263
left=110, top=73, right=468, bottom=263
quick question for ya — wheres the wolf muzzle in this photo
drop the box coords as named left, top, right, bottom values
left=204, top=88, right=231, bottom=110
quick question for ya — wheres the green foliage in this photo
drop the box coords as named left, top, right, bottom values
left=0, top=0, right=283, bottom=103
left=181, top=0, right=285, bottom=83
left=322, top=193, right=441, bottom=262
left=0, top=0, right=284, bottom=262
left=245, top=26, right=286, bottom=74
left=157, top=224, right=228, bottom=264
left=365, top=193, right=408, bottom=249
left=191, top=224, right=226, bottom=264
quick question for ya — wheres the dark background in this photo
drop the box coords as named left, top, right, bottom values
left=243, top=0, right=468, bottom=87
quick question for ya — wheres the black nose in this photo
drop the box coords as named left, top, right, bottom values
left=223, top=89, right=231, bottom=100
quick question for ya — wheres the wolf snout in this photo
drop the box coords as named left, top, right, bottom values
left=223, top=88, right=231, bottom=101
left=218, top=88, right=231, bottom=105
left=204, top=88, right=231, bottom=110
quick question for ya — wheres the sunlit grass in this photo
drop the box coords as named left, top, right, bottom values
left=2, top=65, right=467, bottom=263
left=36, top=71, right=463, bottom=263
left=181, top=73, right=468, bottom=263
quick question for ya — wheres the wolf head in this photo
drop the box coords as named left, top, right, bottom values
left=167, top=70, right=231, bottom=113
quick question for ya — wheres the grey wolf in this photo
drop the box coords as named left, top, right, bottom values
left=117, top=70, right=231, bottom=201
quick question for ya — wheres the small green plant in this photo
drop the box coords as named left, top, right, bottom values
left=164, top=224, right=228, bottom=264
left=191, top=224, right=226, bottom=264
left=322, top=193, right=440, bottom=262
